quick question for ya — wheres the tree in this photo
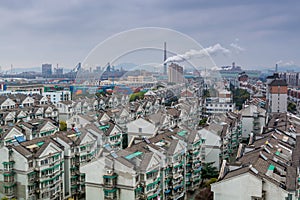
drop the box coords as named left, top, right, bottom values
left=122, top=133, right=128, bottom=149
left=194, top=186, right=213, bottom=200
left=199, top=118, right=208, bottom=126
left=59, top=121, right=67, bottom=131
left=203, top=89, right=210, bottom=98
left=205, top=178, right=217, bottom=187
left=231, top=88, right=250, bottom=110
left=129, top=91, right=146, bottom=102
left=201, top=162, right=218, bottom=181
left=288, top=102, right=296, bottom=114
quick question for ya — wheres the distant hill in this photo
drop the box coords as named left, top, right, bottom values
left=247, top=65, right=300, bottom=73
left=277, top=65, right=300, bottom=72
left=1, top=67, right=73, bottom=74
left=1, top=67, right=41, bottom=73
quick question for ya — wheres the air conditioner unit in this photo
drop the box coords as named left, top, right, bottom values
left=106, top=170, right=113, bottom=174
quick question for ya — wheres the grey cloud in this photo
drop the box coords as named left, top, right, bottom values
left=0, top=0, right=299, bottom=69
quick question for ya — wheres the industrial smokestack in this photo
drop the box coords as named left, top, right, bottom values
left=164, top=42, right=167, bottom=75
left=275, top=63, right=278, bottom=72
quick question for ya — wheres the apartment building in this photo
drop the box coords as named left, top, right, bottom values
left=204, top=90, right=235, bottom=115
left=240, top=104, right=266, bottom=139
left=0, top=137, right=65, bottom=200
left=53, top=129, right=98, bottom=199
left=82, top=128, right=205, bottom=200
left=266, top=74, right=288, bottom=113
left=211, top=113, right=300, bottom=200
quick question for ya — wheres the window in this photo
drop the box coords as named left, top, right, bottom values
left=147, top=184, right=156, bottom=192
left=28, top=185, right=35, bottom=193
left=29, top=161, right=33, bottom=168
left=4, top=176, right=14, bottom=182
left=104, top=189, right=117, bottom=199
left=80, top=146, right=86, bottom=151
left=4, top=187, right=13, bottom=194
left=3, top=162, right=14, bottom=171
left=138, top=128, right=142, bottom=133
left=104, top=178, right=111, bottom=185
left=42, top=192, right=49, bottom=198
left=146, top=171, right=158, bottom=179
left=41, top=159, right=48, bottom=165
left=81, top=155, right=87, bottom=161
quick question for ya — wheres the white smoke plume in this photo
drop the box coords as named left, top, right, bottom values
left=276, top=60, right=295, bottom=66
left=230, top=43, right=245, bottom=53
left=164, top=43, right=230, bottom=63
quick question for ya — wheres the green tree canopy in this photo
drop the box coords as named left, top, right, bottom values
left=59, top=121, right=67, bottom=131
left=201, top=162, right=218, bottom=180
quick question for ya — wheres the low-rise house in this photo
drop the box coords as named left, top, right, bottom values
left=0, top=126, right=25, bottom=146
left=66, top=114, right=96, bottom=129
left=18, top=119, right=59, bottom=140
left=56, top=101, right=75, bottom=121
left=126, top=118, right=157, bottom=142
left=32, top=94, right=49, bottom=105
left=8, top=94, right=35, bottom=108
left=0, top=111, right=16, bottom=126
left=0, top=96, right=16, bottom=110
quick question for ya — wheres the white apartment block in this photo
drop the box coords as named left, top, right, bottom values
left=205, top=90, right=235, bottom=115
left=43, top=90, right=71, bottom=104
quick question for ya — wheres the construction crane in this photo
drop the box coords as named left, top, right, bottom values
left=71, top=62, right=81, bottom=73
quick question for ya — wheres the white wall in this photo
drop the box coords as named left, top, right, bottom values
left=242, top=117, right=253, bottom=138
left=199, top=129, right=221, bottom=169
left=263, top=180, right=294, bottom=200
left=120, top=189, right=135, bottom=200
left=205, top=148, right=221, bottom=170
left=43, top=91, right=71, bottom=104
left=81, top=158, right=106, bottom=199
left=126, top=118, right=156, bottom=137
left=211, top=173, right=263, bottom=200
left=270, top=93, right=287, bottom=113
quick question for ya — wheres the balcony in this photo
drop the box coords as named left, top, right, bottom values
left=104, top=196, right=118, bottom=200
left=104, top=188, right=118, bottom=200
left=103, top=173, right=118, bottom=188
left=3, top=190, right=15, bottom=198
left=3, top=181, right=16, bottom=188
left=135, top=193, right=146, bottom=200
left=173, top=173, right=183, bottom=180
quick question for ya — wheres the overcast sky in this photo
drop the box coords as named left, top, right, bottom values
left=0, top=0, right=299, bottom=70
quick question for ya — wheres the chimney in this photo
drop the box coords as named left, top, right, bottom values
left=164, top=42, right=167, bottom=75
